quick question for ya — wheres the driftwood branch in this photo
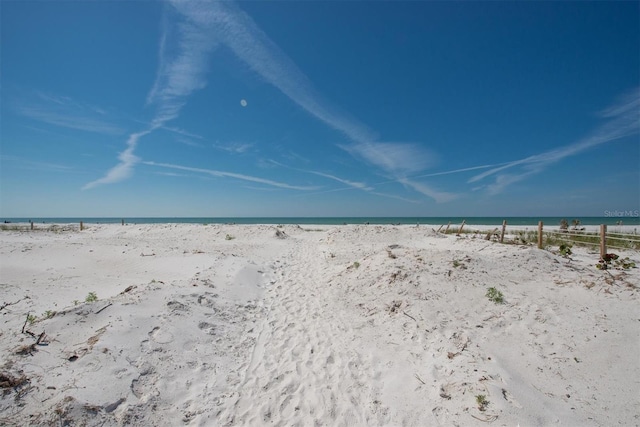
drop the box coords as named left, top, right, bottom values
left=0, top=296, right=29, bottom=312
left=96, top=303, right=113, bottom=314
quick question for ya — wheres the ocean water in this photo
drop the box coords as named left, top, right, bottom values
left=3, top=216, right=639, bottom=226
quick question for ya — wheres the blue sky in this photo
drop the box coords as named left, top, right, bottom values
left=1, top=1, right=638, bottom=218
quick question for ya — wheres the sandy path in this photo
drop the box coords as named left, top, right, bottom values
left=215, top=232, right=383, bottom=426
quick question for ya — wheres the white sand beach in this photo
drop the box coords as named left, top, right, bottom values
left=1, top=223, right=638, bottom=426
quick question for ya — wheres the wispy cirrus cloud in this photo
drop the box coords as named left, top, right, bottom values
left=87, top=0, right=448, bottom=201
left=307, top=171, right=372, bottom=191
left=269, top=159, right=371, bottom=191
left=213, top=141, right=254, bottom=154
left=83, top=129, right=152, bottom=189
left=469, top=87, right=640, bottom=194
left=397, top=178, right=458, bottom=203
left=143, top=160, right=320, bottom=191
left=177, top=0, right=376, bottom=145
left=85, top=1, right=221, bottom=190
left=1, top=154, right=77, bottom=174
left=174, top=1, right=447, bottom=200
left=17, top=91, right=123, bottom=135
left=161, top=125, right=205, bottom=140
left=340, top=142, right=437, bottom=176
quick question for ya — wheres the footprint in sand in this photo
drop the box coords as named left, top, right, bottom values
left=149, top=326, right=174, bottom=344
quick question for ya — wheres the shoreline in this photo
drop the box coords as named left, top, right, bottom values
left=3, top=215, right=640, bottom=227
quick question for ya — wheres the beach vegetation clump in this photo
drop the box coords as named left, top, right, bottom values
left=452, top=259, right=468, bottom=269
left=559, top=219, right=569, bottom=233
left=85, top=292, right=98, bottom=303
left=486, top=287, right=504, bottom=304
left=225, top=234, right=235, bottom=241
left=476, top=394, right=489, bottom=411
left=615, top=257, right=636, bottom=269
left=559, top=243, right=572, bottom=257
left=596, top=253, right=618, bottom=270
left=43, top=310, right=56, bottom=319
left=352, top=261, right=360, bottom=269
left=597, top=253, right=636, bottom=270
left=27, top=314, right=37, bottom=325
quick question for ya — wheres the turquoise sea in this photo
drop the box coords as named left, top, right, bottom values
left=3, top=216, right=639, bottom=226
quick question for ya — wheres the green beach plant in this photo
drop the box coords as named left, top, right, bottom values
left=486, top=287, right=504, bottom=304
left=615, top=257, right=636, bottom=269
left=225, top=234, right=235, bottom=241
left=476, top=394, right=489, bottom=411
left=597, top=253, right=637, bottom=270
left=85, top=292, right=98, bottom=303
left=559, top=244, right=572, bottom=257
left=596, top=253, right=618, bottom=270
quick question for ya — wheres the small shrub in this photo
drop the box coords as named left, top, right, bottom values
left=615, top=257, right=636, bottom=269
left=85, top=292, right=98, bottom=303
left=486, top=287, right=504, bottom=304
left=559, top=219, right=569, bottom=232
left=352, top=261, right=360, bottom=269
left=225, top=234, right=235, bottom=241
left=27, top=314, right=37, bottom=324
left=44, top=310, right=56, bottom=319
left=476, top=394, right=489, bottom=411
left=73, top=300, right=79, bottom=306
left=559, top=244, right=572, bottom=257
left=598, top=254, right=637, bottom=270
left=596, top=253, right=619, bottom=270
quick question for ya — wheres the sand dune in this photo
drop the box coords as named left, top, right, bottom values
left=1, top=224, right=638, bottom=426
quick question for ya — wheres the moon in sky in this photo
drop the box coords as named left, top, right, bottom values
left=240, top=99, right=247, bottom=107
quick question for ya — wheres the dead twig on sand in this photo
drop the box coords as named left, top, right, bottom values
left=21, top=313, right=34, bottom=337
left=414, top=374, right=426, bottom=385
left=96, top=303, right=113, bottom=314
left=0, top=296, right=29, bottom=312
left=403, top=311, right=417, bottom=322
left=20, top=312, right=48, bottom=347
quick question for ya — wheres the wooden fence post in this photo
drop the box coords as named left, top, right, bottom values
left=600, top=224, right=607, bottom=259
left=457, top=220, right=466, bottom=236
left=500, top=220, right=507, bottom=243
left=486, top=228, right=498, bottom=240
left=444, top=222, right=451, bottom=234
left=80, top=221, right=84, bottom=231
left=121, top=219, right=125, bottom=226
left=537, top=221, right=543, bottom=249
left=30, top=221, right=34, bottom=231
